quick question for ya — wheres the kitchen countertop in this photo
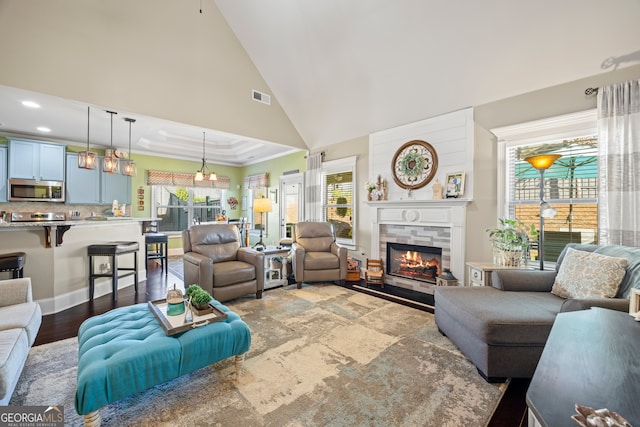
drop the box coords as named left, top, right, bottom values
left=0, top=217, right=153, bottom=228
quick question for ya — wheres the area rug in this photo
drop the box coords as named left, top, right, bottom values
left=11, top=284, right=506, bottom=426
left=168, top=255, right=183, bottom=280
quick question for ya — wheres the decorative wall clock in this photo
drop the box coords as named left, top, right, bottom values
left=391, top=140, right=438, bottom=190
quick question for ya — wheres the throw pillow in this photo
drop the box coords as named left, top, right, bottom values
left=551, top=247, right=628, bottom=299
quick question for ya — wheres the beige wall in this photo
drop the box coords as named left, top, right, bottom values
left=470, top=64, right=640, bottom=264
left=0, top=0, right=306, bottom=150
left=318, top=136, right=370, bottom=264
left=314, top=65, right=640, bottom=272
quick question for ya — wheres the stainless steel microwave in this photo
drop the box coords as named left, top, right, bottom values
left=8, top=178, right=65, bottom=202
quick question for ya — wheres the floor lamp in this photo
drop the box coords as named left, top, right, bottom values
left=524, top=154, right=562, bottom=270
left=253, top=196, right=272, bottom=249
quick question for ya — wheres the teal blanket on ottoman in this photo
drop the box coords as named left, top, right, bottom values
left=74, top=301, right=250, bottom=425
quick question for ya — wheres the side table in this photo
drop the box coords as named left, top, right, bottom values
left=466, top=261, right=530, bottom=287
left=262, top=246, right=290, bottom=289
left=527, top=308, right=640, bottom=427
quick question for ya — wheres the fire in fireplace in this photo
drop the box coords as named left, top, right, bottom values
left=386, top=242, right=442, bottom=283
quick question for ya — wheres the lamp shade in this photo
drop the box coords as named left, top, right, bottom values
left=524, top=154, right=562, bottom=170
left=540, top=201, right=558, bottom=219
left=253, top=197, right=272, bottom=213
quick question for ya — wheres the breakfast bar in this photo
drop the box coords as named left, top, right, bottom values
left=0, top=217, right=150, bottom=315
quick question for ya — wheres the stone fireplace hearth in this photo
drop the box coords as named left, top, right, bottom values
left=368, top=199, right=468, bottom=294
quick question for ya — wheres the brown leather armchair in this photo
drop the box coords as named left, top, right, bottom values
left=182, top=223, right=264, bottom=302
left=292, top=222, right=348, bottom=288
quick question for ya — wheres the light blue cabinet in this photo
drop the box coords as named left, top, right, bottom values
left=65, top=153, right=100, bottom=203
left=65, top=153, right=131, bottom=205
left=101, top=161, right=131, bottom=205
left=0, top=146, right=7, bottom=202
left=8, top=138, right=65, bottom=181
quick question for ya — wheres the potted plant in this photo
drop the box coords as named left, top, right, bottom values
left=364, top=180, right=376, bottom=201
left=184, top=284, right=211, bottom=308
left=486, top=218, right=538, bottom=267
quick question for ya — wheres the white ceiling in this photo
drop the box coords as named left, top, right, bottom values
left=2, top=1, right=639, bottom=163
left=215, top=0, right=640, bottom=148
left=0, top=84, right=301, bottom=167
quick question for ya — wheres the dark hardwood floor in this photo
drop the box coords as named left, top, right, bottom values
left=34, top=261, right=179, bottom=346
left=34, top=260, right=528, bottom=426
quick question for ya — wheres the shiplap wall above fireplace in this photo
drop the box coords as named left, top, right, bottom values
left=367, top=108, right=475, bottom=288
left=368, top=107, right=474, bottom=202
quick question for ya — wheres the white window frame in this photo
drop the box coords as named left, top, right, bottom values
left=491, top=109, right=598, bottom=219
left=321, top=156, right=357, bottom=250
left=151, top=185, right=225, bottom=232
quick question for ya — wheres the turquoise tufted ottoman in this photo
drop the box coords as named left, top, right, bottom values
left=74, top=302, right=251, bottom=426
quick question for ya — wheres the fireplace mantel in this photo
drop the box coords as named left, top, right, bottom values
left=365, top=199, right=471, bottom=207
left=368, top=198, right=469, bottom=288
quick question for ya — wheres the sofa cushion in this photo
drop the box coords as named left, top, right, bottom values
left=0, top=302, right=42, bottom=346
left=551, top=248, right=627, bottom=299
left=593, top=245, right=640, bottom=298
left=212, top=261, right=256, bottom=287
left=0, top=328, right=29, bottom=400
left=435, top=287, right=564, bottom=346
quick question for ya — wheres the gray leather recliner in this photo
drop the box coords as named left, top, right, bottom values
left=292, top=222, right=347, bottom=289
left=182, top=223, right=264, bottom=302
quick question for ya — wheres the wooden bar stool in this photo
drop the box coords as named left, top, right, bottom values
left=88, top=242, right=139, bottom=301
left=0, top=252, right=26, bottom=278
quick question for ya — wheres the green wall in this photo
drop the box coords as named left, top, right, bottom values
left=241, top=151, right=307, bottom=246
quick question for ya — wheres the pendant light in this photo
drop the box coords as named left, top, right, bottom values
left=195, top=131, right=217, bottom=181
left=121, top=117, right=137, bottom=176
left=103, top=110, right=120, bottom=174
left=78, top=106, right=97, bottom=169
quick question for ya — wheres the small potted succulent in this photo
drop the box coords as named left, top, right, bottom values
left=185, top=284, right=212, bottom=310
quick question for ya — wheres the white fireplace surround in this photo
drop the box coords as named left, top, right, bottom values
left=368, top=199, right=468, bottom=291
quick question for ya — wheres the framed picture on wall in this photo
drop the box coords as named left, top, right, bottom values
left=445, top=172, right=465, bottom=198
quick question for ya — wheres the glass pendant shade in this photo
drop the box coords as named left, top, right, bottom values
left=103, top=110, right=120, bottom=174
left=122, top=117, right=137, bottom=177
left=78, top=150, right=97, bottom=169
left=122, top=160, right=137, bottom=177
left=78, top=106, right=98, bottom=170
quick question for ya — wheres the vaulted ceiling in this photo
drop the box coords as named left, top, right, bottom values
left=1, top=1, right=639, bottom=164
left=215, top=0, right=640, bottom=149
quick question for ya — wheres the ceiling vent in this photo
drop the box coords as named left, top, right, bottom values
left=252, top=90, right=271, bottom=105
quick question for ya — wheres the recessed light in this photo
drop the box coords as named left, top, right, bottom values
left=37, top=126, right=51, bottom=132
left=22, top=100, right=41, bottom=109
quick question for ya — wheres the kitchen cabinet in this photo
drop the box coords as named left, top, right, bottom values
left=0, top=146, right=7, bottom=202
left=8, top=138, right=65, bottom=181
left=65, top=153, right=100, bottom=203
left=101, top=162, right=131, bottom=205
left=65, top=153, right=131, bottom=205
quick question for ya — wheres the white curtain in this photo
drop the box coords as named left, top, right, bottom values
left=304, top=152, right=323, bottom=221
left=597, top=79, right=640, bottom=246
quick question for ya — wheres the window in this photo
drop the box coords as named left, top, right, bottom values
left=321, top=157, right=356, bottom=249
left=493, top=110, right=598, bottom=264
left=152, top=185, right=224, bottom=232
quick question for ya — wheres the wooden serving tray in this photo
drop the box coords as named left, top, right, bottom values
left=148, top=299, right=228, bottom=336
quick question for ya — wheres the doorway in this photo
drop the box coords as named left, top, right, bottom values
left=279, top=173, right=304, bottom=241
